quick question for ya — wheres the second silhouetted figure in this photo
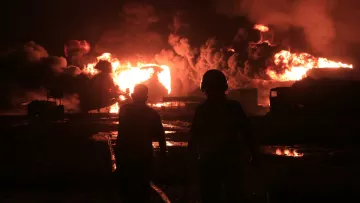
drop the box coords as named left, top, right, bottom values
left=115, top=84, right=166, bottom=203
left=188, top=69, right=259, bottom=203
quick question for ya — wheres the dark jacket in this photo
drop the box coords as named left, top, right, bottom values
left=115, top=103, right=166, bottom=164
left=188, top=98, right=255, bottom=160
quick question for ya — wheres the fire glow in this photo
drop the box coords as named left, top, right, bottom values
left=263, top=146, right=304, bottom=158
left=254, top=24, right=353, bottom=81
left=84, top=53, right=171, bottom=113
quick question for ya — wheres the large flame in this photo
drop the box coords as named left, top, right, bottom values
left=254, top=24, right=353, bottom=81
left=268, top=50, right=353, bottom=81
left=84, top=53, right=171, bottom=113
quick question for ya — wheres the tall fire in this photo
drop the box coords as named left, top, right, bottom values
left=254, top=24, right=353, bottom=81
left=84, top=53, right=171, bottom=113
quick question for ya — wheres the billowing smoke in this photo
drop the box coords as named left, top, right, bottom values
left=0, top=42, right=74, bottom=112
left=215, top=0, right=360, bottom=61
left=0, top=41, right=116, bottom=113
left=94, top=2, right=163, bottom=59
left=8, top=1, right=355, bottom=112
left=153, top=11, right=283, bottom=104
left=92, top=2, right=278, bottom=101
left=64, top=40, right=91, bottom=67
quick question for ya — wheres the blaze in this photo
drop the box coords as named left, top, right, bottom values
left=267, top=50, right=353, bottom=81
left=253, top=24, right=353, bottom=81
left=84, top=53, right=171, bottom=113
left=275, top=147, right=304, bottom=157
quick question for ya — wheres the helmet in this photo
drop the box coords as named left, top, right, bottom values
left=200, top=69, right=228, bottom=92
left=133, top=84, right=148, bottom=97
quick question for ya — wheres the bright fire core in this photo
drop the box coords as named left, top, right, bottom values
left=254, top=24, right=353, bottom=81
left=84, top=53, right=171, bottom=113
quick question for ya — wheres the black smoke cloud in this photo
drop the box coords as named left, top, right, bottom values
left=94, top=2, right=164, bottom=59
left=154, top=8, right=283, bottom=103
left=64, top=40, right=91, bottom=67
left=0, top=41, right=118, bottom=113
left=0, top=41, right=80, bottom=111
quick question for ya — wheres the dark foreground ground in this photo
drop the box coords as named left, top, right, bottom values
left=1, top=113, right=360, bottom=202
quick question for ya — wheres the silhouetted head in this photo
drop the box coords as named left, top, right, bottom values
left=131, top=84, right=148, bottom=103
left=200, top=69, right=228, bottom=99
left=125, top=88, right=130, bottom=95
left=94, top=60, right=112, bottom=74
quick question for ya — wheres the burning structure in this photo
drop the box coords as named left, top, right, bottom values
left=269, top=68, right=360, bottom=116
left=83, top=53, right=171, bottom=113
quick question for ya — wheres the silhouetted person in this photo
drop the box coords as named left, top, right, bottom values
left=115, top=84, right=166, bottom=203
left=188, top=69, right=259, bottom=203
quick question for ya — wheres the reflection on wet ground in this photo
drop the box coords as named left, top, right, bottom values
left=91, top=130, right=190, bottom=173
left=90, top=130, right=176, bottom=202
left=3, top=114, right=360, bottom=203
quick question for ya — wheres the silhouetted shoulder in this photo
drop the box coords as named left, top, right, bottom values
left=195, top=101, right=205, bottom=109
left=226, top=99, right=243, bottom=109
left=225, top=99, right=248, bottom=119
left=119, top=103, right=132, bottom=116
left=193, top=101, right=207, bottom=113
left=121, top=103, right=132, bottom=109
left=145, top=106, right=161, bottom=118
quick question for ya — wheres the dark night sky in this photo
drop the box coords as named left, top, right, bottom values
left=0, top=0, right=121, bottom=54
left=0, top=0, right=241, bottom=56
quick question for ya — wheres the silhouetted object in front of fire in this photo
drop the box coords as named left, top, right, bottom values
left=77, top=61, right=120, bottom=112
left=188, top=69, right=259, bottom=203
left=269, top=72, right=360, bottom=116
left=27, top=89, right=64, bottom=119
left=114, top=84, right=166, bottom=203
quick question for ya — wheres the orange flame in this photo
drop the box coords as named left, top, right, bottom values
left=109, top=95, right=127, bottom=113
left=267, top=50, right=353, bottom=81
left=85, top=53, right=171, bottom=94
left=253, top=23, right=353, bottom=81
left=254, top=24, right=269, bottom=32
left=84, top=53, right=171, bottom=113
left=274, top=147, right=304, bottom=157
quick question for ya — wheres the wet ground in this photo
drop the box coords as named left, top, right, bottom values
left=1, top=114, right=360, bottom=202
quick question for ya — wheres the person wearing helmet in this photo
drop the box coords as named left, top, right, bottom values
left=115, top=84, right=167, bottom=203
left=187, top=69, right=259, bottom=203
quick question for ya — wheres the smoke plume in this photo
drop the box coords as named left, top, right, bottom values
left=64, top=40, right=91, bottom=67
left=0, top=41, right=92, bottom=112
left=154, top=10, right=278, bottom=103
left=94, top=2, right=163, bottom=59
left=215, top=0, right=360, bottom=61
